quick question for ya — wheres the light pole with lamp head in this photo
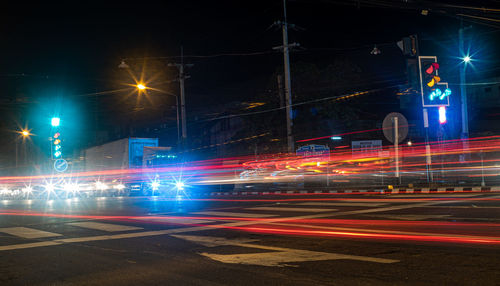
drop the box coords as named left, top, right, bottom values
left=118, top=60, right=180, bottom=144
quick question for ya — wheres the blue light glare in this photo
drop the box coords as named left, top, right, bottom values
left=175, top=181, right=185, bottom=190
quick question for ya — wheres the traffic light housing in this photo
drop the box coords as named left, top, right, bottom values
left=419, top=56, right=450, bottom=107
left=52, top=132, right=62, bottom=159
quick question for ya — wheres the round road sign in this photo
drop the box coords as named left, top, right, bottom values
left=54, top=159, right=68, bottom=173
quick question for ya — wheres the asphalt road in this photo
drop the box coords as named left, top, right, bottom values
left=0, top=192, right=499, bottom=286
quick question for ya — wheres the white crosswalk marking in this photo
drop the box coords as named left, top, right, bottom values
left=245, top=207, right=336, bottom=212
left=67, top=222, right=143, bottom=232
left=192, top=211, right=277, bottom=218
left=0, top=227, right=62, bottom=239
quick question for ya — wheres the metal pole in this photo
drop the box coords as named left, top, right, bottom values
left=480, top=150, right=485, bottom=187
left=179, top=47, right=187, bottom=141
left=459, top=28, right=469, bottom=139
left=282, top=0, right=294, bottom=153
left=15, top=140, right=18, bottom=168
left=423, top=108, right=433, bottom=182
left=394, top=117, right=400, bottom=182
left=175, top=95, right=180, bottom=143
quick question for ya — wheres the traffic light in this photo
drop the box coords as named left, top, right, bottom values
left=52, top=132, right=62, bottom=159
left=51, top=117, right=60, bottom=127
left=439, top=106, right=447, bottom=124
left=419, top=56, right=450, bottom=107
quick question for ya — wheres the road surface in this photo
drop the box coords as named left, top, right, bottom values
left=0, top=192, right=499, bottom=285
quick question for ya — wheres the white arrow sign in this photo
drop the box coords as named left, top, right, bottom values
left=172, top=235, right=399, bottom=267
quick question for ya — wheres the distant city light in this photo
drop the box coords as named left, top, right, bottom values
left=44, top=183, right=55, bottom=193
left=175, top=181, right=185, bottom=190
left=51, top=117, right=60, bottom=127
left=21, top=130, right=30, bottom=137
left=137, top=84, right=146, bottom=90
left=95, top=181, right=108, bottom=191
left=151, top=181, right=160, bottom=191
left=407, top=141, right=412, bottom=146
left=463, top=55, right=471, bottom=63
left=114, top=184, right=126, bottom=190
left=330, top=136, right=342, bottom=140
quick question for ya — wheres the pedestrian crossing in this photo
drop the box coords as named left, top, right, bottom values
left=67, top=221, right=143, bottom=232
left=0, top=222, right=144, bottom=240
left=0, top=227, right=62, bottom=239
left=0, top=202, right=379, bottom=247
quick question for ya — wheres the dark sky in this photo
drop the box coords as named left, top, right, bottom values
left=0, top=0, right=499, bottom=159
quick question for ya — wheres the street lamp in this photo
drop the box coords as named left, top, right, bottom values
left=16, top=128, right=32, bottom=169
left=463, top=55, right=471, bottom=63
left=120, top=75, right=181, bottom=143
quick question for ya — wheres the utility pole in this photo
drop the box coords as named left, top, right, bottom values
left=169, top=46, right=193, bottom=145
left=273, top=0, right=299, bottom=154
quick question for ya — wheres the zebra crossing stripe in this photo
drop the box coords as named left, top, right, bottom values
left=67, top=222, right=143, bottom=232
left=0, top=227, right=62, bottom=239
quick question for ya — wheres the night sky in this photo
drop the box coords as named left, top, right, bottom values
left=0, top=1, right=499, bottom=166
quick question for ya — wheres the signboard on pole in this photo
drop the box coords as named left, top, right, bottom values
left=351, top=140, right=382, bottom=154
left=296, top=144, right=330, bottom=159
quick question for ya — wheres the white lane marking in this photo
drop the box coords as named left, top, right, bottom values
left=133, top=218, right=215, bottom=224
left=245, top=207, right=336, bottom=212
left=294, top=202, right=388, bottom=207
left=201, top=250, right=398, bottom=267
left=0, top=227, right=62, bottom=239
left=67, top=222, right=143, bottom=232
left=0, top=241, right=61, bottom=251
left=172, top=235, right=398, bottom=266
left=192, top=211, right=277, bottom=218
left=367, top=214, right=452, bottom=221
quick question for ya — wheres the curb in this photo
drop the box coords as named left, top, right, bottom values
left=204, top=186, right=500, bottom=196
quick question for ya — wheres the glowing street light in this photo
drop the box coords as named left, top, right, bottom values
left=21, top=130, right=30, bottom=137
left=137, top=83, right=146, bottom=90
left=463, top=55, right=471, bottom=63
